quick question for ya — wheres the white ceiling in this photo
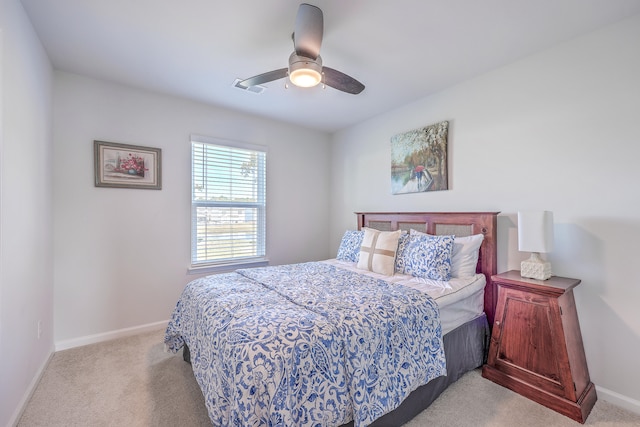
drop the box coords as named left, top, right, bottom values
left=20, top=0, right=640, bottom=133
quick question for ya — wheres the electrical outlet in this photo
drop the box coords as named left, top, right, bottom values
left=37, top=321, right=42, bottom=339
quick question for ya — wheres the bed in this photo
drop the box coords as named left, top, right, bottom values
left=165, top=211, right=499, bottom=426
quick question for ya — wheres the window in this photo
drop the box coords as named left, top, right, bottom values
left=191, top=135, right=267, bottom=270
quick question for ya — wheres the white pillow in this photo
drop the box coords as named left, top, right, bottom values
left=450, top=234, right=484, bottom=278
left=357, top=228, right=401, bottom=276
left=410, top=229, right=484, bottom=278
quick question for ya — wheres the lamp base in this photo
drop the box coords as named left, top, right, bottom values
left=521, top=252, right=552, bottom=280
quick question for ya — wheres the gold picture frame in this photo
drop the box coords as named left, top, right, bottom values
left=94, top=140, right=162, bottom=189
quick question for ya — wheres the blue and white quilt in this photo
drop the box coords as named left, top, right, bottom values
left=164, top=262, right=446, bottom=427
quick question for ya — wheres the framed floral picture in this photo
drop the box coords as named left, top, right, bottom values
left=94, top=140, right=162, bottom=189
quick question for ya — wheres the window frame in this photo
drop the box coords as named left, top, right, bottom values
left=189, top=135, right=268, bottom=274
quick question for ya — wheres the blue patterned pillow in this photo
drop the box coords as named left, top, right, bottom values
left=394, top=233, right=410, bottom=273
left=399, top=234, right=455, bottom=281
left=336, top=230, right=365, bottom=262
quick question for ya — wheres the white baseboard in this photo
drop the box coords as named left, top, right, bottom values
left=597, top=384, right=640, bottom=415
left=55, top=320, right=168, bottom=351
left=9, top=345, right=55, bottom=427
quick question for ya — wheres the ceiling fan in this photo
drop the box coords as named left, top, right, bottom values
left=237, top=3, right=365, bottom=95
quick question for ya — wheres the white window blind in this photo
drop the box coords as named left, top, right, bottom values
left=191, top=136, right=266, bottom=268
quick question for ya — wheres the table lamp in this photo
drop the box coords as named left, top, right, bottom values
left=518, top=211, right=554, bottom=280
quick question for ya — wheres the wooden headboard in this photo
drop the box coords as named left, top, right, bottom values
left=356, top=211, right=500, bottom=326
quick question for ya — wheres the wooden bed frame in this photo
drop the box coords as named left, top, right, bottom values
left=356, top=212, right=500, bottom=336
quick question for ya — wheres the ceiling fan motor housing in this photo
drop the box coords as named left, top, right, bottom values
left=288, top=53, right=323, bottom=87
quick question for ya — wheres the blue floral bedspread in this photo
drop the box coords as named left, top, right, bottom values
left=164, top=262, right=446, bottom=427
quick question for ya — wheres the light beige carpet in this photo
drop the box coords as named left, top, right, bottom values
left=18, top=328, right=640, bottom=426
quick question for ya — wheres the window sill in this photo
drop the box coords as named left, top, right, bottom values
left=187, top=259, right=269, bottom=275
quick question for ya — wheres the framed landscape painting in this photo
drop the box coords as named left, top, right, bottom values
left=94, top=140, right=162, bottom=189
left=391, top=121, right=448, bottom=195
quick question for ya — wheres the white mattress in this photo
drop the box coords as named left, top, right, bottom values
left=323, top=259, right=486, bottom=335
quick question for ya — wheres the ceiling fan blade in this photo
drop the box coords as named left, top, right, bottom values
left=293, top=3, right=323, bottom=59
left=237, top=68, right=288, bottom=88
left=322, top=67, right=365, bottom=95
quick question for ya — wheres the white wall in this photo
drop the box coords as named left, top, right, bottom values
left=330, top=14, right=640, bottom=412
left=0, top=0, right=54, bottom=425
left=53, top=72, right=331, bottom=344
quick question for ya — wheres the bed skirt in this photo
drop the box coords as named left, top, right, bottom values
left=342, top=313, right=490, bottom=427
left=182, top=313, right=489, bottom=427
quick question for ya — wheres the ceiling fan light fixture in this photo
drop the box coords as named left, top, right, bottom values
left=290, top=68, right=321, bottom=87
left=289, top=53, right=322, bottom=87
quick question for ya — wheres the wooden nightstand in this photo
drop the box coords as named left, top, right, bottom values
left=482, top=271, right=597, bottom=423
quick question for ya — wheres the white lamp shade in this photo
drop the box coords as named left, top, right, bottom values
left=518, top=211, right=554, bottom=253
